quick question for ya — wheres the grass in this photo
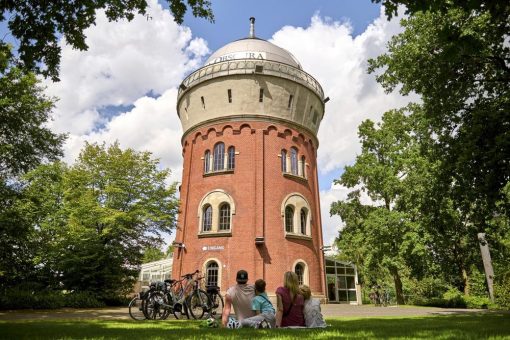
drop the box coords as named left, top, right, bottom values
left=0, top=313, right=510, bottom=339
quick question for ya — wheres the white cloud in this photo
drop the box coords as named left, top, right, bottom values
left=45, top=0, right=209, bottom=136
left=271, top=8, right=416, bottom=174
left=64, top=88, right=184, bottom=183
left=45, top=0, right=209, bottom=185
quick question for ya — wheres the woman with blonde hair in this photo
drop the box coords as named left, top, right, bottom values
left=275, top=271, right=305, bottom=327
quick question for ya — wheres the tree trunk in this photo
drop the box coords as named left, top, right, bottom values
left=462, top=267, right=470, bottom=295
left=391, top=268, right=405, bottom=305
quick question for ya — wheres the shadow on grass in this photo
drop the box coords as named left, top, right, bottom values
left=1, top=313, right=509, bottom=339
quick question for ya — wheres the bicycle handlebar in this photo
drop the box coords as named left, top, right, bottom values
left=181, top=269, right=200, bottom=279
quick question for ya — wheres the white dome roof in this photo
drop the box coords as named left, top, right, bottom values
left=205, top=38, right=302, bottom=70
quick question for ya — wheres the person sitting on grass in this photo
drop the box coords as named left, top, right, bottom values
left=275, top=271, right=305, bottom=328
left=300, top=285, right=327, bottom=328
left=240, top=279, right=276, bottom=328
left=221, top=269, right=256, bottom=328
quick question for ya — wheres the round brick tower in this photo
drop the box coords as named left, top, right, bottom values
left=172, top=18, right=326, bottom=300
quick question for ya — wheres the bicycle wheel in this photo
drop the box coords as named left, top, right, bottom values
left=128, top=296, right=146, bottom=321
left=210, top=292, right=224, bottom=317
left=187, top=289, right=212, bottom=320
left=144, top=291, right=169, bottom=320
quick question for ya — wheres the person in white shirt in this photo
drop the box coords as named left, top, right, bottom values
left=221, top=269, right=256, bottom=328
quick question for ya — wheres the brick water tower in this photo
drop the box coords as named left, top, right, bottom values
left=172, top=18, right=327, bottom=300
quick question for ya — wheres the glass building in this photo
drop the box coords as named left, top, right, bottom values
left=325, top=257, right=361, bottom=304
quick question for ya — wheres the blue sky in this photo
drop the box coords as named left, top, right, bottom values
left=2, top=0, right=412, bottom=247
left=182, top=0, right=381, bottom=51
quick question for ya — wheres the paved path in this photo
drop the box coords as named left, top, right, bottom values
left=0, top=304, right=496, bottom=321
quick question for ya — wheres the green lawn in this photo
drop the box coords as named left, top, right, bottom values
left=1, top=313, right=509, bottom=339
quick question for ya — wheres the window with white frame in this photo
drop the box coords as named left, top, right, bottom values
left=204, top=150, right=211, bottom=173
left=280, top=148, right=306, bottom=180
left=218, top=203, right=231, bottom=231
left=300, top=208, right=307, bottom=234
left=282, top=193, right=311, bottom=238
left=281, top=149, right=287, bottom=172
left=202, top=204, right=212, bottom=232
left=198, top=190, right=235, bottom=236
left=295, top=263, right=304, bottom=285
left=205, top=143, right=235, bottom=174
left=206, top=261, right=219, bottom=287
left=213, top=142, right=225, bottom=171
left=290, top=147, right=298, bottom=175
left=227, top=146, right=235, bottom=170
left=285, top=206, right=294, bottom=232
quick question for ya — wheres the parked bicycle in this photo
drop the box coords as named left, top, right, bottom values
left=129, top=280, right=166, bottom=321
left=206, top=285, right=224, bottom=317
left=141, top=270, right=214, bottom=320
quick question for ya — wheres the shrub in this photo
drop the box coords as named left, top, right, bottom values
left=494, top=282, right=510, bottom=309
left=463, top=295, right=492, bottom=309
left=64, top=292, right=105, bottom=308
left=0, top=289, right=107, bottom=309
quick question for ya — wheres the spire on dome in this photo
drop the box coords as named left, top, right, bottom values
left=249, top=17, right=255, bottom=38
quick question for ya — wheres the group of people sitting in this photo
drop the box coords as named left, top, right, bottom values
left=220, top=269, right=326, bottom=329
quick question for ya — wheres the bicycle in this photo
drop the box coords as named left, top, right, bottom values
left=184, top=272, right=214, bottom=319
left=142, top=270, right=212, bottom=320
left=206, top=285, right=224, bottom=317
left=142, top=280, right=171, bottom=320
left=128, top=293, right=146, bottom=321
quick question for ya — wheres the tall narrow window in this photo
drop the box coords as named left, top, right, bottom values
left=259, top=88, right=264, bottom=102
left=206, top=261, right=219, bottom=287
left=285, top=206, right=294, bottom=232
left=228, top=89, right=232, bottom=103
left=219, top=203, right=231, bottom=231
left=301, top=155, right=306, bottom=177
left=300, top=208, right=307, bottom=234
left=290, top=148, right=298, bottom=175
left=281, top=149, right=287, bottom=172
left=202, top=205, right=212, bottom=232
left=295, top=263, right=304, bottom=285
left=201, top=96, right=205, bottom=108
left=204, top=150, right=210, bottom=173
left=288, top=94, right=293, bottom=109
left=213, top=142, right=225, bottom=171
left=227, top=146, right=235, bottom=170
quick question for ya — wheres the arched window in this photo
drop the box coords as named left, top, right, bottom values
left=218, top=203, right=231, bottom=231
left=202, top=205, right=212, bottom=232
left=204, top=150, right=211, bottom=173
left=290, top=148, right=298, bottom=175
left=227, top=146, right=235, bottom=170
left=213, top=142, right=225, bottom=171
left=281, top=149, right=287, bottom=172
left=295, top=263, right=304, bottom=285
left=300, top=208, right=307, bottom=234
left=206, top=261, right=219, bottom=287
left=301, top=156, right=306, bottom=177
left=285, top=206, right=294, bottom=232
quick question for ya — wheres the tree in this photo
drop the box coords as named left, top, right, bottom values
left=0, top=0, right=214, bottom=81
left=0, top=46, right=65, bottom=179
left=143, top=246, right=165, bottom=263
left=21, top=142, right=179, bottom=298
left=332, top=108, right=431, bottom=304
left=0, top=46, right=65, bottom=289
left=369, top=4, right=510, bottom=240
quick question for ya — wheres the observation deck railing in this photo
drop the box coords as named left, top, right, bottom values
left=177, top=59, right=324, bottom=100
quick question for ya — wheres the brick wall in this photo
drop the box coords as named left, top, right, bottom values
left=173, top=120, right=325, bottom=298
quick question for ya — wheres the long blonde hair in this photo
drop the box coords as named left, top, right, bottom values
left=283, top=271, right=300, bottom=298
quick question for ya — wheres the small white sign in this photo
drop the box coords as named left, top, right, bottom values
left=202, top=245, right=225, bottom=251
